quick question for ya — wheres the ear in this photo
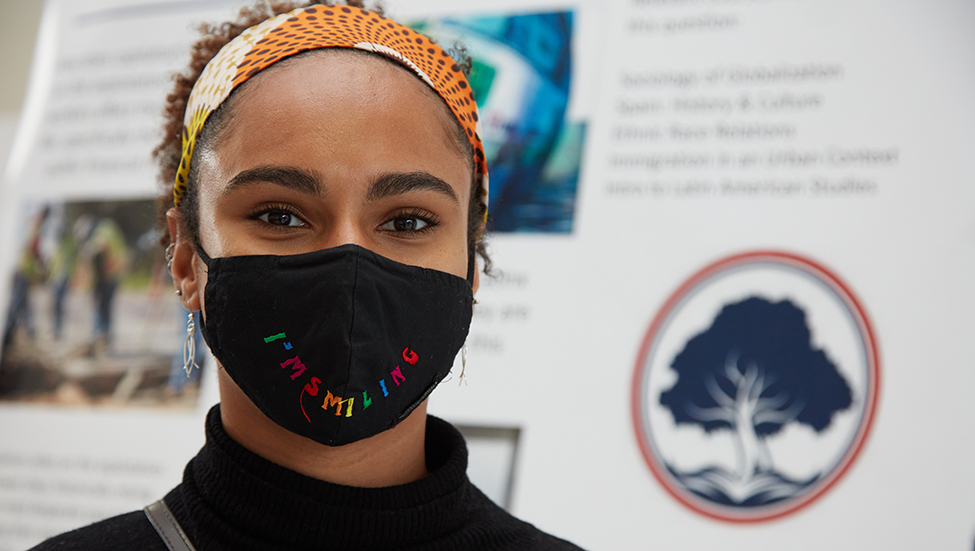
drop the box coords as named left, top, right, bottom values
left=166, top=208, right=202, bottom=312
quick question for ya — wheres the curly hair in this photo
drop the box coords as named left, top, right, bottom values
left=154, top=0, right=490, bottom=273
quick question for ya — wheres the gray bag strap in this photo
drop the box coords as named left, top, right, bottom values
left=144, top=499, right=197, bottom=551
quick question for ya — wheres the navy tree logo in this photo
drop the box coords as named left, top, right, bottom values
left=632, top=252, right=879, bottom=522
left=660, top=297, right=852, bottom=506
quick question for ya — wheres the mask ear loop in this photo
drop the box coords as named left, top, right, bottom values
left=461, top=239, right=477, bottom=384
left=187, top=241, right=216, bottom=357
left=194, top=242, right=213, bottom=267
left=466, top=245, right=476, bottom=285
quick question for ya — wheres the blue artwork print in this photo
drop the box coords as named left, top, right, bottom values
left=659, top=297, right=853, bottom=507
left=412, top=12, right=584, bottom=233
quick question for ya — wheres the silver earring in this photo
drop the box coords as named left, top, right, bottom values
left=165, top=243, right=176, bottom=275
left=183, top=312, right=199, bottom=378
left=458, top=340, right=468, bottom=386
left=175, top=289, right=182, bottom=297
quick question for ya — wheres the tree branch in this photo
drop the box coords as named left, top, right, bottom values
left=753, top=399, right=805, bottom=425
left=686, top=403, right=735, bottom=423
left=705, top=375, right=736, bottom=409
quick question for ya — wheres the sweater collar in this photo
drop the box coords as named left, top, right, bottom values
left=183, top=405, right=472, bottom=550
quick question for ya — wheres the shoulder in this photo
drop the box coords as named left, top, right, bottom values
left=461, top=485, right=586, bottom=551
left=27, top=510, right=166, bottom=551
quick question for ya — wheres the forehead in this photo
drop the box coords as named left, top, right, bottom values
left=228, top=49, right=466, bottom=154
left=197, top=50, right=472, bottom=196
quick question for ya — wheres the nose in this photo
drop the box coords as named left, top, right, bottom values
left=315, top=215, right=368, bottom=252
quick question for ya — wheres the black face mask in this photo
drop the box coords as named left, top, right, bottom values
left=195, top=243, right=473, bottom=447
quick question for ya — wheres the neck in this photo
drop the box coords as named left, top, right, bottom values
left=217, top=369, right=430, bottom=487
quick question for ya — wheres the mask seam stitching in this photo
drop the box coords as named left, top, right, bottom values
left=339, top=247, right=359, bottom=437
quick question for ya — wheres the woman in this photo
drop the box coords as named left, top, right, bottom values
left=31, top=2, right=581, bottom=550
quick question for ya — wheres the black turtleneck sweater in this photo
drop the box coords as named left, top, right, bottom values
left=30, top=406, right=581, bottom=550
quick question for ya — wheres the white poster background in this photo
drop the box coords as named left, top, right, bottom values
left=0, top=0, right=973, bottom=550
left=429, top=0, right=975, bottom=548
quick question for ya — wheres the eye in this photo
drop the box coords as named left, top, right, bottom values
left=254, top=206, right=305, bottom=228
left=382, top=217, right=428, bottom=232
left=380, top=209, right=438, bottom=234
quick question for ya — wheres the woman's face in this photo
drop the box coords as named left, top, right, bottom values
left=187, top=51, right=473, bottom=295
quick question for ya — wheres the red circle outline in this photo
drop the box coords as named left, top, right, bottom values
left=630, top=250, right=881, bottom=523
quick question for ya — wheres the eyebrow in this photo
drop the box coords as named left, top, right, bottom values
left=369, top=172, right=459, bottom=204
left=224, top=166, right=324, bottom=196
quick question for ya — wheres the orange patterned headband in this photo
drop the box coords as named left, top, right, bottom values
left=174, top=4, right=489, bottom=221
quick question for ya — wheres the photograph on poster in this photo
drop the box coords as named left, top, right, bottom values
left=0, top=198, right=202, bottom=409
left=412, top=11, right=585, bottom=233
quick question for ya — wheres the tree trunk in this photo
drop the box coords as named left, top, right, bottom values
left=733, top=402, right=772, bottom=480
